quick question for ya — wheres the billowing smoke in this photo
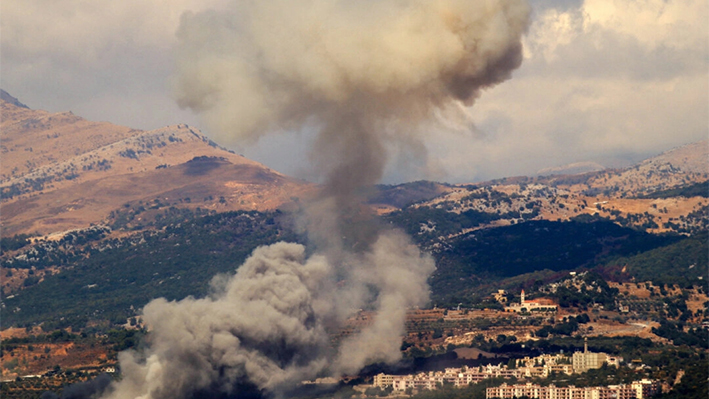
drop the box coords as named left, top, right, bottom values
left=173, top=0, right=530, bottom=196
left=102, top=243, right=331, bottom=399
left=40, top=374, right=112, bottom=399
left=101, top=0, right=529, bottom=398
left=101, top=234, right=433, bottom=399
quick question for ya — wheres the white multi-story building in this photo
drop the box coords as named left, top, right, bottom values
left=486, top=380, right=659, bottom=399
left=374, top=345, right=623, bottom=393
left=572, top=338, right=622, bottom=373
left=375, top=365, right=522, bottom=392
left=372, top=373, right=395, bottom=388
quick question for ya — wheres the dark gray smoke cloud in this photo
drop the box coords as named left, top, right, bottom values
left=101, top=1, right=530, bottom=398
left=173, top=0, right=530, bottom=195
left=102, top=243, right=331, bottom=398
left=41, top=373, right=112, bottom=399
left=103, top=236, right=433, bottom=399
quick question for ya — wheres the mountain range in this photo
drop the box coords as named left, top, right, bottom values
left=1, top=90, right=313, bottom=237
left=3, top=90, right=707, bottom=239
left=1, top=90, right=707, bottom=330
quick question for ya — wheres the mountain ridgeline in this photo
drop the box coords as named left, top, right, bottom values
left=1, top=92, right=708, bottom=331
left=3, top=208, right=706, bottom=330
left=2, top=209, right=300, bottom=331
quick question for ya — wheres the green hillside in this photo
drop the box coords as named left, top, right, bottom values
left=639, top=180, right=709, bottom=199
left=3, top=206, right=705, bottom=332
left=601, top=230, right=708, bottom=287
left=369, top=181, right=450, bottom=208
left=427, top=220, right=682, bottom=302
left=2, top=210, right=300, bottom=331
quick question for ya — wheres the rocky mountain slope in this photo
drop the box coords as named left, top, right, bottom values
left=385, top=140, right=708, bottom=244
left=1, top=90, right=707, bottom=328
left=544, top=140, right=708, bottom=198
left=0, top=92, right=314, bottom=236
left=1, top=93, right=706, bottom=392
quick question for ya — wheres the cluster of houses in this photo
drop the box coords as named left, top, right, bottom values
left=373, top=364, right=517, bottom=391
left=486, top=380, right=659, bottom=399
left=373, top=343, right=622, bottom=392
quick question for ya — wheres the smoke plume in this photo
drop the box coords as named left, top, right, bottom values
left=40, top=374, right=112, bottom=399
left=173, top=0, right=530, bottom=193
left=103, top=243, right=331, bottom=398
left=101, top=234, right=433, bottom=399
left=101, top=0, right=529, bottom=398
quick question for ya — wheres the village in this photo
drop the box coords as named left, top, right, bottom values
left=369, top=337, right=660, bottom=398
left=2, top=272, right=706, bottom=398
left=374, top=338, right=618, bottom=391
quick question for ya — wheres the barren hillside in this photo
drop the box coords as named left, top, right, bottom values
left=0, top=93, right=314, bottom=236
left=546, top=140, right=709, bottom=198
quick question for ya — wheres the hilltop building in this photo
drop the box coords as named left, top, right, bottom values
left=374, top=365, right=520, bottom=391
left=372, top=374, right=395, bottom=388
left=515, top=353, right=574, bottom=378
left=505, top=290, right=557, bottom=312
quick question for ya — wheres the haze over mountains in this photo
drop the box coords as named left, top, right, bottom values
left=0, top=91, right=313, bottom=236
left=2, top=0, right=708, bottom=395
left=1, top=91, right=708, bottom=394
left=1, top=90, right=707, bottom=239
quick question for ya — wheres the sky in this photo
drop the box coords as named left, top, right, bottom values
left=2, top=0, right=707, bottom=184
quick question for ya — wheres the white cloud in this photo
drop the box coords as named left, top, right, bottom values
left=1, top=0, right=226, bottom=129
left=1, top=0, right=707, bottom=183
left=426, top=0, right=708, bottom=183
left=2, top=1, right=227, bottom=62
left=582, top=0, right=706, bottom=49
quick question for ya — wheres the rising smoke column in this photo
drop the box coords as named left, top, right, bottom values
left=102, top=0, right=530, bottom=398
left=173, top=0, right=529, bottom=257
left=173, top=0, right=530, bottom=189
left=102, top=236, right=433, bottom=399
left=103, top=243, right=333, bottom=399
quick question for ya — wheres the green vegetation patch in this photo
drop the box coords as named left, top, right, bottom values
left=429, top=220, right=680, bottom=301
left=1, top=210, right=300, bottom=331
left=639, top=180, right=709, bottom=199
left=601, top=230, right=708, bottom=287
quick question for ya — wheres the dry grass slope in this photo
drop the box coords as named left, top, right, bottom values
left=0, top=94, right=314, bottom=236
